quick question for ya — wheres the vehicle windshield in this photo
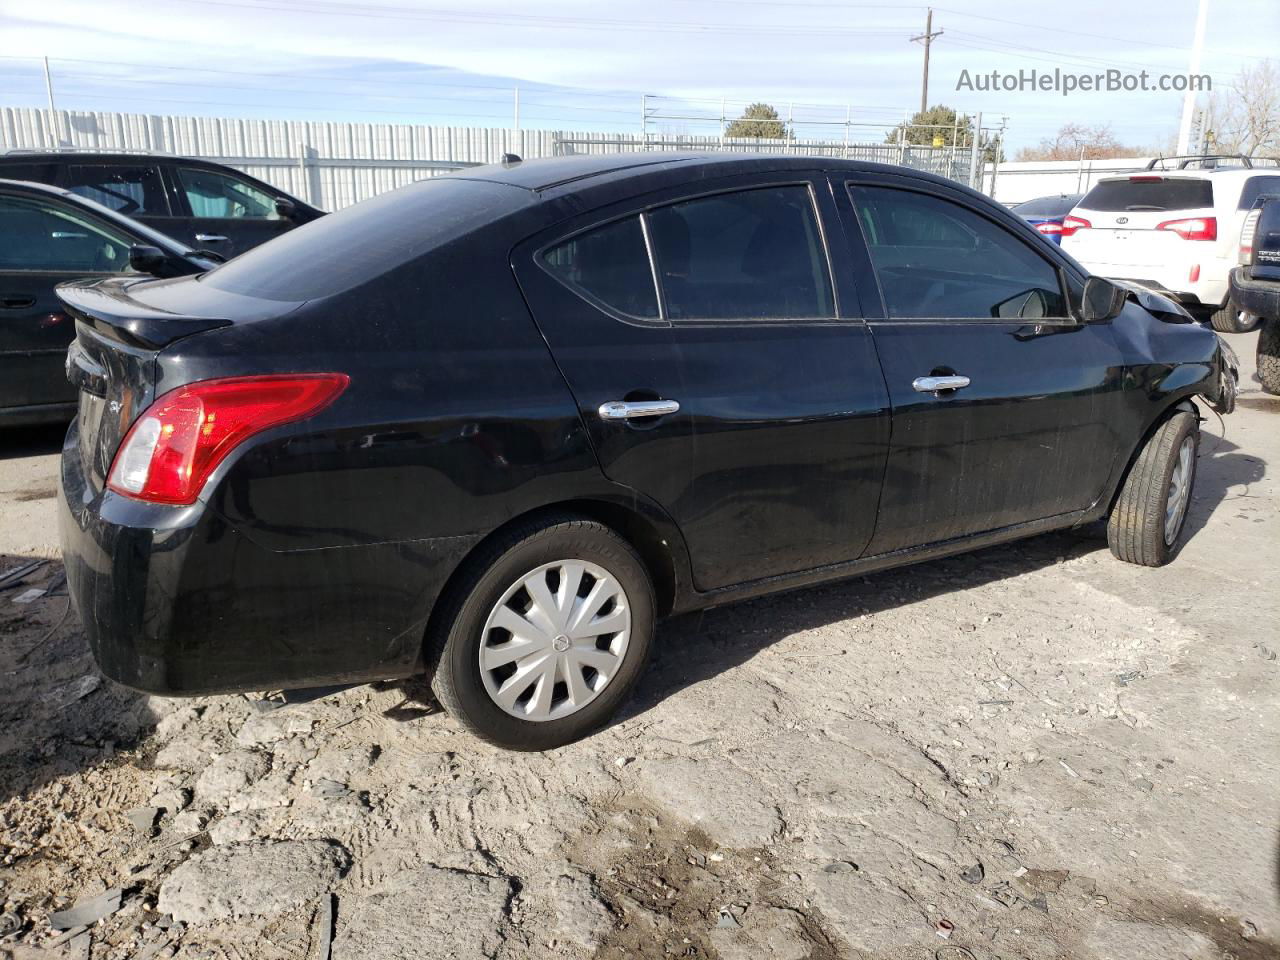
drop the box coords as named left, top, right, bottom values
left=199, top=176, right=527, bottom=301
left=1078, top=178, right=1213, bottom=212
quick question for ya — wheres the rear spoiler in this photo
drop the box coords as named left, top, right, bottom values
left=56, top=277, right=231, bottom=350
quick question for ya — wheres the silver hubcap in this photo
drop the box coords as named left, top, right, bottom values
left=479, top=559, right=631, bottom=722
left=1165, top=436, right=1195, bottom=545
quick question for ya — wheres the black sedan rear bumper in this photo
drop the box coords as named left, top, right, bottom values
left=58, top=424, right=479, bottom=696
left=1229, top=267, right=1280, bottom=321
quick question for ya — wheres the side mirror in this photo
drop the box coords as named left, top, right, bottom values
left=128, top=244, right=172, bottom=277
left=274, top=197, right=298, bottom=220
left=1081, top=276, right=1127, bottom=322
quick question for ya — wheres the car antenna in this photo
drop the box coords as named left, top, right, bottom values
left=500, top=153, right=522, bottom=165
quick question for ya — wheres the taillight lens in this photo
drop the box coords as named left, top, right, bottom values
left=107, top=374, right=349, bottom=505
left=1060, top=215, right=1091, bottom=237
left=1035, top=221, right=1064, bottom=236
left=1240, top=209, right=1261, bottom=264
left=1156, top=216, right=1217, bottom=241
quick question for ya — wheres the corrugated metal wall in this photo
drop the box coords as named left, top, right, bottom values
left=1, top=107, right=977, bottom=210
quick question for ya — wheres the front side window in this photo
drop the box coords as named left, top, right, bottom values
left=64, top=164, right=166, bottom=216
left=646, top=186, right=833, bottom=320
left=177, top=167, right=279, bottom=219
left=542, top=216, right=659, bottom=319
left=851, top=185, right=1067, bottom=320
left=0, top=195, right=135, bottom=272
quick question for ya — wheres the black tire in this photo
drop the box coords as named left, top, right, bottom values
left=1107, top=411, right=1199, bottom=567
left=1209, top=298, right=1260, bottom=334
left=427, top=514, right=655, bottom=750
left=1259, top=318, right=1280, bottom=396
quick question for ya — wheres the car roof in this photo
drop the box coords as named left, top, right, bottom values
left=445, top=151, right=976, bottom=201
left=0, top=150, right=182, bottom=164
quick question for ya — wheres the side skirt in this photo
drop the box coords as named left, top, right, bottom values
left=673, top=507, right=1100, bottom=614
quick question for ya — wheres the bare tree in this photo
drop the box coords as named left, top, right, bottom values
left=1205, top=60, right=1280, bottom=158
left=1015, top=123, right=1144, bottom=161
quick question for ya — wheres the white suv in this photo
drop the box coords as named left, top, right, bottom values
left=1062, top=157, right=1280, bottom=332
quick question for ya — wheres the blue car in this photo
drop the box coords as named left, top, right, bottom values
left=1011, top=194, right=1083, bottom=244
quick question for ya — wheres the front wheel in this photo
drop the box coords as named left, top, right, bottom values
left=1107, top=411, right=1199, bottom=567
left=1209, top=298, right=1260, bottom=334
left=428, top=515, right=655, bottom=750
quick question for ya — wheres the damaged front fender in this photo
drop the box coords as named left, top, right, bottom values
left=1207, top=335, right=1239, bottom=415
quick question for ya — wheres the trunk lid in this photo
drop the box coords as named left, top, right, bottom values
left=57, top=274, right=300, bottom=492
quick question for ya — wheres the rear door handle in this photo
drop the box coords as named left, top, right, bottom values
left=912, top=375, right=971, bottom=394
left=0, top=296, right=36, bottom=309
left=195, top=233, right=229, bottom=243
left=598, top=399, right=681, bottom=420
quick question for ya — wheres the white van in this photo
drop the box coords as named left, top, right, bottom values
left=1062, top=158, right=1280, bottom=332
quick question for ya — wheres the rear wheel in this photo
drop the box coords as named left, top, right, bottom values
left=1209, top=297, right=1260, bottom=334
left=1107, top=411, right=1199, bottom=567
left=428, top=515, right=655, bottom=750
left=1259, top=318, right=1280, bottom=395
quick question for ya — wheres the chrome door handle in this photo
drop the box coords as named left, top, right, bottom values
left=912, top=375, right=971, bottom=394
left=195, top=233, right=229, bottom=243
left=598, top=399, right=680, bottom=421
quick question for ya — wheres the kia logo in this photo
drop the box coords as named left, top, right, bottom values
left=1116, top=216, right=1129, bottom=224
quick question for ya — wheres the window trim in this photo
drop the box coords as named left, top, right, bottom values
left=846, top=180, right=1077, bottom=325
left=0, top=190, right=141, bottom=275
left=535, top=178, right=842, bottom=327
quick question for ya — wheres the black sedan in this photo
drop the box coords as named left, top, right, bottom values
left=0, top=179, right=219, bottom=426
left=56, top=154, right=1237, bottom=750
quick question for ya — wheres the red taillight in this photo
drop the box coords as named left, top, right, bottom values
left=1035, top=221, right=1064, bottom=235
left=1060, top=215, right=1091, bottom=237
left=107, top=374, right=349, bottom=505
left=1156, top=216, right=1217, bottom=241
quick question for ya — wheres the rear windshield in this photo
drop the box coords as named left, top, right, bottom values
left=1011, top=196, right=1079, bottom=217
left=1078, top=178, right=1212, bottom=212
left=200, top=177, right=527, bottom=301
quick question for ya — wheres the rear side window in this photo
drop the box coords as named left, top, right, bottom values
left=542, top=216, right=658, bottom=319
left=647, top=186, right=833, bottom=320
left=1078, top=178, right=1213, bottom=212
left=1239, top=176, right=1280, bottom=210
left=852, top=185, right=1067, bottom=320
left=63, top=164, right=167, bottom=216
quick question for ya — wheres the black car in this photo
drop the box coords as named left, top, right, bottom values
left=0, top=178, right=219, bottom=426
left=1229, top=194, right=1280, bottom=394
left=56, top=154, right=1238, bottom=750
left=0, top=152, right=323, bottom=259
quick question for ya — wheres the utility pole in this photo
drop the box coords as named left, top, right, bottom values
left=910, top=8, right=943, bottom=116
left=43, top=56, right=60, bottom=150
left=1176, top=0, right=1208, bottom=154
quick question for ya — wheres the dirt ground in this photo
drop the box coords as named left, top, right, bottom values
left=0, top=329, right=1276, bottom=960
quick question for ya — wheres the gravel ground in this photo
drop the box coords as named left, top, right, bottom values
left=0, top=329, right=1276, bottom=960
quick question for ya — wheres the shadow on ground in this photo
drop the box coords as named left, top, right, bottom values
left=0, top=556, right=151, bottom=805
left=0, top=424, right=67, bottom=462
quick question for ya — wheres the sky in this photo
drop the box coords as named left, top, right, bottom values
left=0, top=0, right=1274, bottom=151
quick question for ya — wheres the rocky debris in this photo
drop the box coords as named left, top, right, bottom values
left=193, top=749, right=270, bottom=806
left=332, top=866, right=514, bottom=960
left=125, top=806, right=161, bottom=834
left=709, top=906, right=810, bottom=960
left=631, top=756, right=782, bottom=847
left=47, top=887, right=122, bottom=930
left=305, top=744, right=379, bottom=785
left=548, top=867, right=614, bottom=949
left=157, top=840, right=350, bottom=923
left=150, top=788, right=191, bottom=816
left=234, top=709, right=313, bottom=747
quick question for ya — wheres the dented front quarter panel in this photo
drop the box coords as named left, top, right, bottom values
left=1091, top=301, right=1230, bottom=514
